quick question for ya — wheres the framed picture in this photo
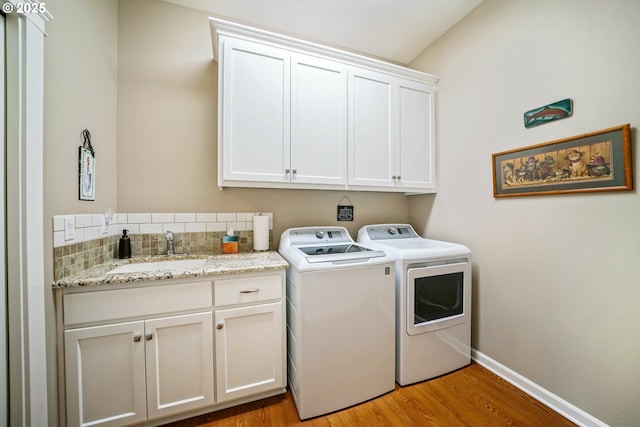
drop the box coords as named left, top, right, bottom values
left=79, top=147, right=95, bottom=200
left=492, top=124, right=632, bottom=198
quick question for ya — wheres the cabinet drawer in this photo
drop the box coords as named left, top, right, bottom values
left=215, top=274, right=281, bottom=307
left=64, top=281, right=212, bottom=326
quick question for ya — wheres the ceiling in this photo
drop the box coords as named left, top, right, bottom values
left=162, top=0, right=484, bottom=64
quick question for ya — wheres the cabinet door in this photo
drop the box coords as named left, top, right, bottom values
left=215, top=302, right=284, bottom=403
left=397, top=79, right=435, bottom=190
left=291, top=54, right=347, bottom=185
left=220, top=37, right=290, bottom=183
left=145, top=312, right=214, bottom=419
left=348, top=67, right=396, bottom=187
left=65, top=321, right=146, bottom=427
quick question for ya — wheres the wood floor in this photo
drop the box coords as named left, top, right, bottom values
left=163, top=362, right=576, bottom=427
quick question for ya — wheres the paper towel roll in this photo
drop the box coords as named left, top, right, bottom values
left=253, top=215, right=270, bottom=251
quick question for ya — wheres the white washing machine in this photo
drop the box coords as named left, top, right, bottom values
left=278, top=226, right=396, bottom=420
left=357, top=224, right=472, bottom=386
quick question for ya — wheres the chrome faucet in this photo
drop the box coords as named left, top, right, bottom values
left=165, top=230, right=175, bottom=256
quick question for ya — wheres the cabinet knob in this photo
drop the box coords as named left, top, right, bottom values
left=133, top=335, right=142, bottom=343
left=392, top=175, right=397, bottom=180
left=216, top=323, right=224, bottom=330
left=145, top=333, right=153, bottom=341
left=285, top=168, right=290, bottom=174
left=397, top=176, right=401, bottom=181
left=292, top=169, right=297, bottom=174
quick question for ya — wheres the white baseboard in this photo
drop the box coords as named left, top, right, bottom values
left=471, top=349, right=608, bottom=427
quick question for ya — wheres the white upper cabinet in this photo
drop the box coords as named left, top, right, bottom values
left=220, top=38, right=290, bottom=183
left=396, top=79, right=435, bottom=190
left=348, top=71, right=435, bottom=191
left=348, top=68, right=395, bottom=188
left=291, top=54, right=348, bottom=185
left=211, top=18, right=439, bottom=194
left=219, top=38, right=347, bottom=188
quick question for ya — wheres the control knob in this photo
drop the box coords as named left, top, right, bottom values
left=388, top=227, right=397, bottom=235
left=316, top=231, right=325, bottom=239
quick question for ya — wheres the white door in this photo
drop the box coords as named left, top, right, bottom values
left=65, top=322, right=147, bottom=427
left=215, top=302, right=284, bottom=403
left=145, top=312, right=214, bottom=419
left=348, top=68, right=395, bottom=187
left=220, top=37, right=290, bottom=183
left=291, top=54, right=347, bottom=185
left=397, top=79, right=435, bottom=190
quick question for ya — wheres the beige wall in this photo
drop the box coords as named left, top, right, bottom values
left=43, top=0, right=119, bottom=421
left=42, top=0, right=410, bottom=270
left=409, top=1, right=640, bottom=425
left=42, top=0, right=409, bottom=280
left=42, top=0, right=408, bottom=421
left=44, top=0, right=640, bottom=424
left=116, top=0, right=409, bottom=245
left=44, top=0, right=119, bottom=283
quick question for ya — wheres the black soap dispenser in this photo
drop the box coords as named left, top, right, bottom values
left=119, top=229, right=131, bottom=259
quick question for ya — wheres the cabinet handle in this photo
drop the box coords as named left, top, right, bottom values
left=292, top=169, right=297, bottom=174
left=133, top=335, right=142, bottom=343
left=216, top=323, right=224, bottom=330
left=145, top=333, right=153, bottom=341
left=240, top=288, right=259, bottom=294
left=285, top=168, right=290, bottom=174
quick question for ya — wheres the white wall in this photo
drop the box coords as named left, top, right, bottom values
left=409, top=1, right=640, bottom=425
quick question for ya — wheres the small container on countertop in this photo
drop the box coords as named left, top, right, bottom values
left=222, top=228, right=238, bottom=254
left=119, top=229, right=131, bottom=259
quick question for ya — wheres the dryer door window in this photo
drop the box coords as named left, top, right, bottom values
left=414, top=272, right=463, bottom=323
left=407, top=261, right=470, bottom=336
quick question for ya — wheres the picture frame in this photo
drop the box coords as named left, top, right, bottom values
left=492, top=124, right=632, bottom=198
left=79, top=146, right=95, bottom=201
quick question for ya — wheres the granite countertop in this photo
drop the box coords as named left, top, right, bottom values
left=52, top=251, right=289, bottom=288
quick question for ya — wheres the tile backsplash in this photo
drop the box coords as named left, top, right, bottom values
left=52, top=212, right=273, bottom=281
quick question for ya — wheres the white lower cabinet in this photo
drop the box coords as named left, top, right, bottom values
left=213, top=273, right=286, bottom=403
left=145, top=312, right=214, bottom=419
left=65, top=321, right=147, bottom=427
left=215, top=302, right=283, bottom=403
left=64, top=312, right=214, bottom=427
left=60, top=272, right=286, bottom=427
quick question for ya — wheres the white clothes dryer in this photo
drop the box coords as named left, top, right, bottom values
left=279, top=226, right=395, bottom=419
left=357, top=224, right=472, bottom=386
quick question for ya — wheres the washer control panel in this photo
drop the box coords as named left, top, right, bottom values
left=287, top=227, right=350, bottom=245
left=364, top=224, right=419, bottom=240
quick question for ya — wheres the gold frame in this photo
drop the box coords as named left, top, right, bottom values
left=492, top=124, right=632, bottom=198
